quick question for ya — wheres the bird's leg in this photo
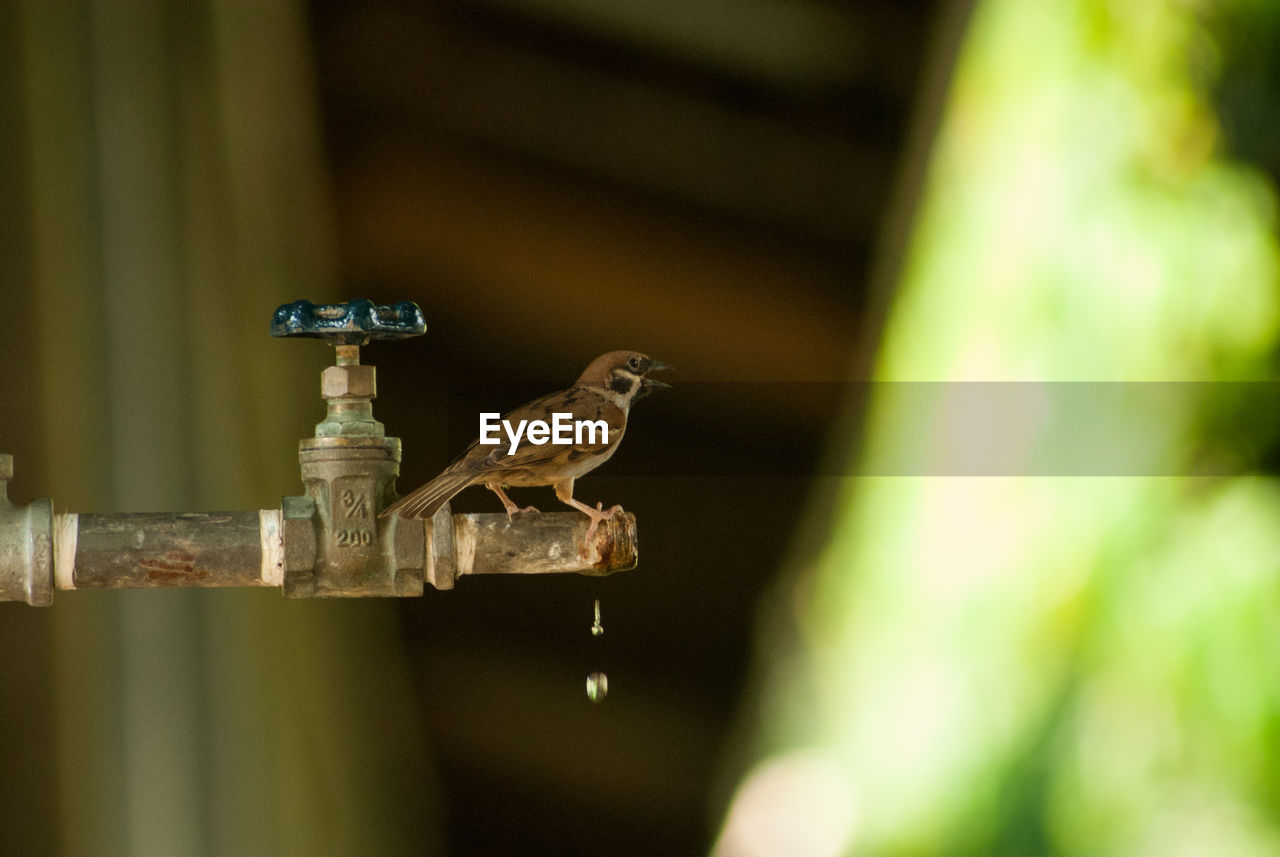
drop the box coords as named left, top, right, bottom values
left=554, top=480, right=622, bottom=542
left=580, top=501, right=623, bottom=542
left=485, top=483, right=538, bottom=520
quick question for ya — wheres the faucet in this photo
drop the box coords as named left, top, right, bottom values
left=0, top=299, right=637, bottom=605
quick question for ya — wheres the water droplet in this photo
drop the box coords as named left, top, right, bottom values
left=586, top=671, right=608, bottom=703
left=591, top=598, right=604, bottom=637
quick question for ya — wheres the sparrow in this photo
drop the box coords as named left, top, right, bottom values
left=380, top=351, right=671, bottom=540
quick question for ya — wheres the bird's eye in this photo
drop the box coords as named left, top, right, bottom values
left=628, top=356, right=640, bottom=370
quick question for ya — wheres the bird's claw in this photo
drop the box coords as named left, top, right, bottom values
left=504, top=504, right=540, bottom=521
left=582, top=502, right=624, bottom=543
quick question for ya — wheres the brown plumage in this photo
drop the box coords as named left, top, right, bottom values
left=380, top=351, right=671, bottom=539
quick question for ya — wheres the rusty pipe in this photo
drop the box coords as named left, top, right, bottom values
left=46, top=507, right=636, bottom=598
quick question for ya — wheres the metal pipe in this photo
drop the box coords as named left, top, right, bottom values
left=0, top=454, right=53, bottom=605
left=55, top=511, right=275, bottom=591
left=452, top=511, right=637, bottom=578
left=47, top=508, right=637, bottom=596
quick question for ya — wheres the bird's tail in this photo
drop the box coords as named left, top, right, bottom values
left=380, top=470, right=475, bottom=520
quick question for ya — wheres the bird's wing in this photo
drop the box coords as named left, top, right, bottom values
left=456, top=387, right=626, bottom=473
left=379, top=388, right=626, bottom=520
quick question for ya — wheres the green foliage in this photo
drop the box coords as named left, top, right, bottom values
left=718, top=1, right=1280, bottom=855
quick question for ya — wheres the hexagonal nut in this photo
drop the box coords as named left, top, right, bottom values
left=321, top=364, right=376, bottom=399
left=281, top=497, right=317, bottom=598
left=393, top=515, right=425, bottom=597
left=281, top=496, right=317, bottom=573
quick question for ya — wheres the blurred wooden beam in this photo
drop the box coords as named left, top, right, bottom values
left=336, top=139, right=859, bottom=390
left=465, top=0, right=926, bottom=95
left=318, top=2, right=892, bottom=244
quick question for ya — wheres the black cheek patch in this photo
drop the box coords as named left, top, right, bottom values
left=609, top=375, right=632, bottom=395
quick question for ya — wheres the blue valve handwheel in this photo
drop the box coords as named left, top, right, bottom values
left=271, top=299, right=426, bottom=345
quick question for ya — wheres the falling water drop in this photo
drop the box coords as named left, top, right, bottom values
left=586, top=671, right=608, bottom=703
left=591, top=598, right=604, bottom=637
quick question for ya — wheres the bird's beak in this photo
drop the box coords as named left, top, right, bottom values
left=642, top=378, right=672, bottom=394
left=640, top=361, right=673, bottom=397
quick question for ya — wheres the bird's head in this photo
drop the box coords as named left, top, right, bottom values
left=577, top=351, right=673, bottom=405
